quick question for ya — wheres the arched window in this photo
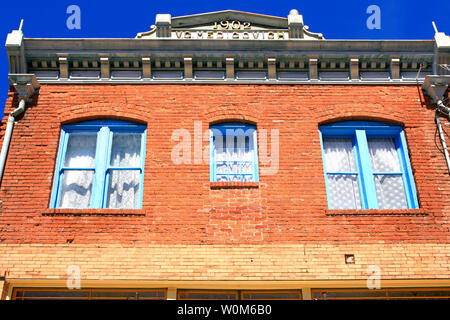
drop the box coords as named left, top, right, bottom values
left=209, top=123, right=259, bottom=182
left=50, top=120, right=147, bottom=209
left=319, top=121, right=418, bottom=210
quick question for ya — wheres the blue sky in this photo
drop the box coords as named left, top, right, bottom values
left=1, top=0, right=449, bottom=108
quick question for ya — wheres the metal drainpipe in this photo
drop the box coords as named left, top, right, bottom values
left=435, top=102, right=450, bottom=175
left=0, top=99, right=26, bottom=183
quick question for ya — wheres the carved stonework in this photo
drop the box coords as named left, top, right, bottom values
left=136, top=10, right=324, bottom=40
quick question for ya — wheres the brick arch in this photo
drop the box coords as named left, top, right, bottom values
left=314, top=105, right=406, bottom=127
left=205, top=107, right=259, bottom=126
left=58, top=105, right=148, bottom=126
left=318, top=115, right=405, bottom=127
left=60, top=114, right=147, bottom=126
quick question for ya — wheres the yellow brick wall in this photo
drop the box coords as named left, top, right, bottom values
left=1, top=243, right=449, bottom=281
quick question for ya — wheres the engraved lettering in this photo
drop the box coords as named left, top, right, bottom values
left=220, top=21, right=229, bottom=29
left=252, top=32, right=261, bottom=39
left=231, top=20, right=241, bottom=30
left=213, top=20, right=251, bottom=30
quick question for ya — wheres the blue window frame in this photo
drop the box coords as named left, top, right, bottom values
left=210, top=123, right=259, bottom=182
left=319, top=121, right=418, bottom=210
left=50, top=120, right=147, bottom=209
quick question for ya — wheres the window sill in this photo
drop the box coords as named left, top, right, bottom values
left=43, top=208, right=147, bottom=216
left=210, top=181, right=259, bottom=189
left=325, top=208, right=427, bottom=216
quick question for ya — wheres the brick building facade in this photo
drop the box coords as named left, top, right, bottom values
left=0, top=10, right=449, bottom=300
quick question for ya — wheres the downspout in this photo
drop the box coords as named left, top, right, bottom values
left=0, top=99, right=26, bottom=182
left=435, top=105, right=450, bottom=175
left=0, top=74, right=40, bottom=186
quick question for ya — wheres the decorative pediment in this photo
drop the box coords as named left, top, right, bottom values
left=136, top=9, right=324, bottom=40
left=171, top=10, right=287, bottom=29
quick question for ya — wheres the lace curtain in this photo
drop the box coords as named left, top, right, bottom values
left=59, top=132, right=142, bottom=209
left=368, top=138, right=407, bottom=209
left=106, top=133, right=141, bottom=209
left=323, top=138, right=362, bottom=209
left=324, top=137, right=408, bottom=210
left=214, top=131, right=254, bottom=182
left=59, top=134, right=97, bottom=208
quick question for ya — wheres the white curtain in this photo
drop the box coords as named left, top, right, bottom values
left=107, top=170, right=140, bottom=209
left=214, top=131, right=254, bottom=181
left=323, top=138, right=361, bottom=209
left=106, top=133, right=141, bottom=209
left=368, top=138, right=407, bottom=209
left=368, top=138, right=400, bottom=172
left=59, top=134, right=97, bottom=208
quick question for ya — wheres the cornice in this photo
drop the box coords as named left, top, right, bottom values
left=5, top=9, right=447, bottom=84
left=22, top=38, right=434, bottom=53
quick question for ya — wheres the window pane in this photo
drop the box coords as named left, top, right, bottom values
left=241, top=162, right=253, bottom=174
left=313, top=290, right=387, bottom=299
left=231, top=175, right=243, bottom=182
left=64, top=133, right=97, bottom=167
left=106, top=170, right=140, bottom=209
left=178, top=291, right=238, bottom=300
left=368, top=138, right=401, bottom=172
left=110, top=133, right=142, bottom=167
left=215, top=143, right=226, bottom=161
left=216, top=174, right=229, bottom=182
left=139, top=291, right=166, bottom=298
left=59, top=170, right=94, bottom=208
left=374, top=175, right=407, bottom=209
left=230, top=162, right=239, bottom=174
left=242, top=291, right=302, bottom=300
left=91, top=291, right=137, bottom=299
left=327, top=175, right=362, bottom=209
left=323, top=138, right=356, bottom=172
left=216, top=162, right=228, bottom=175
left=21, top=290, right=90, bottom=299
left=388, top=289, right=450, bottom=298
left=15, top=289, right=166, bottom=300
left=212, top=126, right=256, bottom=182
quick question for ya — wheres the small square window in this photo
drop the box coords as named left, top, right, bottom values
left=210, top=123, right=259, bottom=182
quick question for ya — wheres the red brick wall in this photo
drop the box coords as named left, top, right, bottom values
left=0, top=84, right=448, bottom=246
